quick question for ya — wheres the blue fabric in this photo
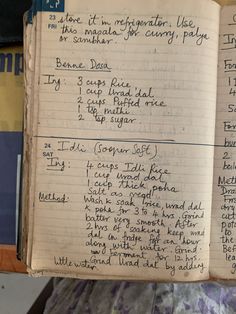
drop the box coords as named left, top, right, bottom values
left=0, top=131, right=22, bottom=244
left=0, top=0, right=32, bottom=45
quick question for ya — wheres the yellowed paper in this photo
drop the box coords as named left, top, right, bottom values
left=26, top=0, right=220, bottom=281
left=210, top=5, right=236, bottom=279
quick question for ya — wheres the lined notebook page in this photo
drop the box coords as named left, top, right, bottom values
left=210, top=5, right=236, bottom=279
left=29, top=0, right=220, bottom=281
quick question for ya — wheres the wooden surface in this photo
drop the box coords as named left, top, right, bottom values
left=0, top=245, right=26, bottom=273
left=216, top=0, right=236, bottom=5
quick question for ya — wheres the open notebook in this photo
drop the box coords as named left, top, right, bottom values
left=19, top=0, right=236, bottom=281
